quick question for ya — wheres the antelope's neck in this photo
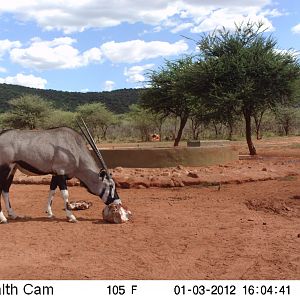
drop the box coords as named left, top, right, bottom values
left=77, top=155, right=101, bottom=195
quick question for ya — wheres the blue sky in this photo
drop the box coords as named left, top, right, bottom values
left=0, top=0, right=299, bottom=92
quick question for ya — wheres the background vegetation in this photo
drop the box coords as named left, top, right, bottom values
left=0, top=83, right=141, bottom=114
left=0, top=22, right=299, bottom=155
left=142, top=21, right=300, bottom=154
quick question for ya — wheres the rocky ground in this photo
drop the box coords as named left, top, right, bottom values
left=13, top=156, right=300, bottom=189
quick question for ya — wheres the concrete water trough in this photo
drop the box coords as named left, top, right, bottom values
left=91, top=142, right=238, bottom=168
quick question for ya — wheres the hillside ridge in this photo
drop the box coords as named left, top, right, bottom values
left=0, top=83, right=143, bottom=114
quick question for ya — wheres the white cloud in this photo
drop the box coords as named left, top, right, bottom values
left=0, top=0, right=178, bottom=33
left=191, top=8, right=274, bottom=33
left=101, top=40, right=189, bottom=63
left=0, top=39, right=21, bottom=58
left=0, top=1, right=278, bottom=34
left=171, top=23, right=194, bottom=33
left=124, top=64, right=155, bottom=83
left=10, top=37, right=102, bottom=70
left=292, top=24, right=300, bottom=34
left=6, top=36, right=188, bottom=71
left=0, top=66, right=7, bottom=72
left=103, top=80, right=115, bottom=91
left=0, top=73, right=47, bottom=89
left=262, top=8, right=287, bottom=18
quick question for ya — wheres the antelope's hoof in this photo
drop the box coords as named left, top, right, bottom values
left=68, top=217, right=78, bottom=223
left=8, top=214, right=18, bottom=220
left=0, top=219, right=8, bottom=224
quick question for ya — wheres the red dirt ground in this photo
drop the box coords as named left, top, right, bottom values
left=0, top=137, right=299, bottom=280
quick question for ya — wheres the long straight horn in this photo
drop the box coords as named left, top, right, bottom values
left=80, top=117, right=109, bottom=170
left=77, top=124, right=96, bottom=156
left=76, top=118, right=111, bottom=178
left=77, top=118, right=120, bottom=200
left=77, top=122, right=98, bottom=159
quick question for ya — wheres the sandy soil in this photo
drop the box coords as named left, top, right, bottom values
left=0, top=137, right=299, bottom=280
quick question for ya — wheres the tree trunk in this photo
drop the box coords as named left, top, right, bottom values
left=195, top=128, right=200, bottom=140
left=191, top=119, right=196, bottom=140
left=244, top=112, right=257, bottom=155
left=174, top=116, right=188, bottom=147
left=283, top=117, right=292, bottom=136
left=227, top=122, right=233, bottom=140
left=101, top=126, right=108, bottom=140
left=255, top=127, right=260, bottom=140
left=173, top=117, right=177, bottom=140
left=191, top=118, right=201, bottom=140
left=158, top=116, right=165, bottom=142
left=284, top=123, right=289, bottom=136
left=253, top=110, right=264, bottom=140
left=213, top=121, right=218, bottom=138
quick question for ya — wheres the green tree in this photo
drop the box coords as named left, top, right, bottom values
left=76, top=102, right=116, bottom=141
left=188, top=101, right=214, bottom=140
left=2, top=94, right=53, bottom=129
left=195, top=21, right=300, bottom=154
left=141, top=56, right=200, bottom=146
left=274, top=105, right=299, bottom=136
left=43, top=110, right=76, bottom=129
left=126, top=104, right=160, bottom=141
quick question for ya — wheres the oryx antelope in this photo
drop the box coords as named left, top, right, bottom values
left=0, top=127, right=123, bottom=223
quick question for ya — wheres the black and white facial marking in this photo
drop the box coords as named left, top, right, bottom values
left=98, top=169, right=120, bottom=205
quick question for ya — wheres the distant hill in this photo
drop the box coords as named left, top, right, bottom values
left=0, top=83, right=143, bottom=114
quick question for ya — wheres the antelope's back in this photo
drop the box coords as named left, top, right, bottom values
left=0, top=127, right=87, bottom=170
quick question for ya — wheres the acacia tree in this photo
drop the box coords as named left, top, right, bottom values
left=76, top=102, right=116, bottom=141
left=274, top=105, right=299, bottom=135
left=126, top=104, right=160, bottom=141
left=2, top=94, right=53, bottom=129
left=195, top=21, right=300, bottom=155
left=43, top=110, right=76, bottom=129
left=188, top=99, right=214, bottom=140
left=141, top=56, right=200, bottom=146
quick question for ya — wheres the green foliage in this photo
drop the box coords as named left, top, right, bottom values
left=290, top=78, right=300, bottom=106
left=142, top=56, right=195, bottom=117
left=141, top=21, right=300, bottom=148
left=76, top=102, right=117, bottom=140
left=1, top=94, right=53, bottom=129
left=274, top=105, right=300, bottom=135
left=194, top=21, right=300, bottom=154
left=125, top=104, right=160, bottom=141
left=0, top=83, right=141, bottom=114
left=43, top=110, right=76, bottom=129
left=0, top=22, right=299, bottom=145
left=141, top=56, right=201, bottom=145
